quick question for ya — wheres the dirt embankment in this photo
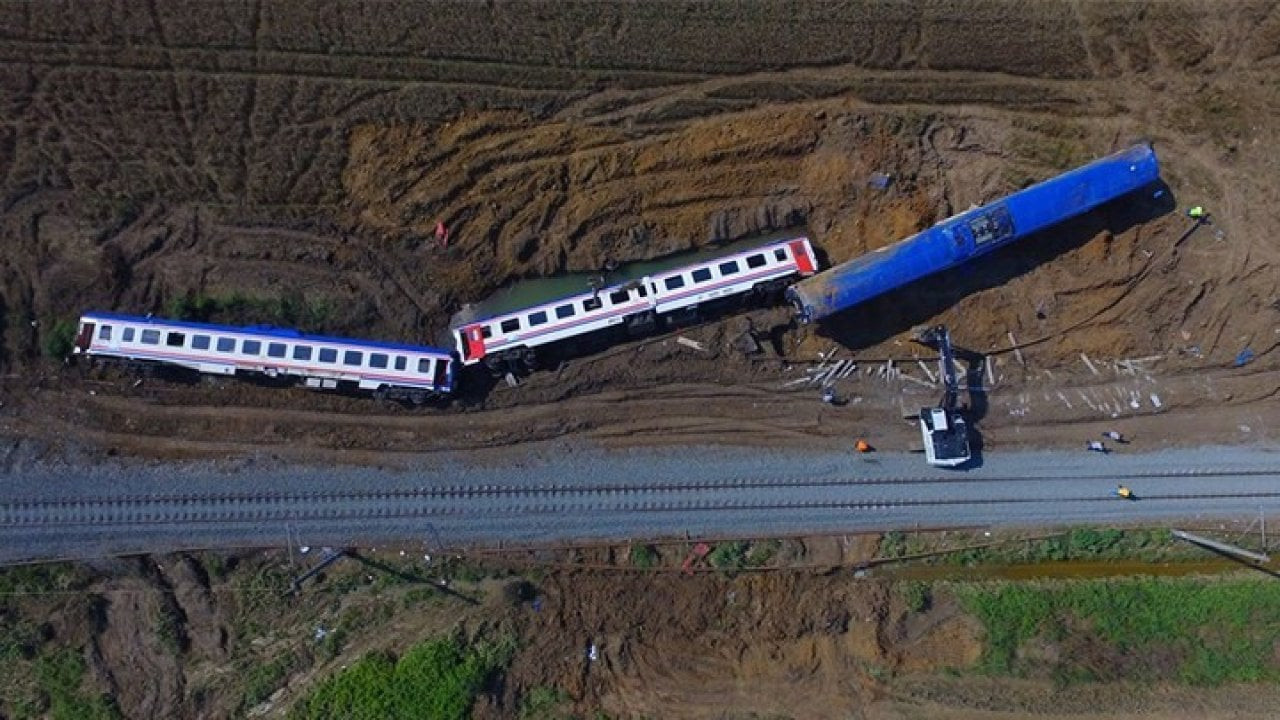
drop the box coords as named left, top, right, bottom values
left=2, top=540, right=987, bottom=720
left=2, top=1, right=1278, bottom=375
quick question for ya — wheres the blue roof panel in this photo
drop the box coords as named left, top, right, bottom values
left=80, top=312, right=451, bottom=355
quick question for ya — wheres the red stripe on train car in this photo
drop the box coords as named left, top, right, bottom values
left=790, top=240, right=815, bottom=275
left=465, top=326, right=487, bottom=360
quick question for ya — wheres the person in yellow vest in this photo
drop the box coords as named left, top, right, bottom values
left=1187, top=206, right=1206, bottom=220
left=1115, top=485, right=1133, bottom=500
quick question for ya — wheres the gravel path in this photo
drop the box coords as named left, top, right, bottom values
left=3, top=444, right=1280, bottom=563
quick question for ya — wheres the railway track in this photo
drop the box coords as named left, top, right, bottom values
left=6, top=470, right=1280, bottom=529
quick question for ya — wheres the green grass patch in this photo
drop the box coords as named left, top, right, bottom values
left=165, top=291, right=334, bottom=332
left=240, top=652, right=304, bottom=712
left=0, top=648, right=119, bottom=720
left=519, top=686, right=571, bottom=719
left=0, top=564, right=88, bottom=597
left=289, top=636, right=515, bottom=720
left=958, top=577, right=1280, bottom=684
left=885, top=528, right=1193, bottom=568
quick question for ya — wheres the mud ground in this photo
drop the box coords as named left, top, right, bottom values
left=3, top=1, right=1280, bottom=717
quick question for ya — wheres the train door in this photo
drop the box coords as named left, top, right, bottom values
left=74, top=321, right=95, bottom=352
left=788, top=240, right=816, bottom=275
left=460, top=326, right=485, bottom=362
left=433, top=358, right=450, bottom=390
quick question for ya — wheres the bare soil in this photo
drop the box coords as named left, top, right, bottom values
left=3, top=1, right=1280, bottom=717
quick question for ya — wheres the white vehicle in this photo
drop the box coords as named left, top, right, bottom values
left=912, top=326, right=972, bottom=468
left=920, top=405, right=970, bottom=468
left=72, top=312, right=454, bottom=401
left=450, top=235, right=818, bottom=374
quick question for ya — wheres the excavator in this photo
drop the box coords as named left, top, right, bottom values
left=910, top=325, right=972, bottom=468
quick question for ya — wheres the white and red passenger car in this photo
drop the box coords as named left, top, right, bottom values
left=450, top=235, right=817, bottom=372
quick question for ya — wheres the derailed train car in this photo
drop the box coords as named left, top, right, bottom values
left=73, top=312, right=455, bottom=402
left=786, top=144, right=1161, bottom=324
left=449, top=235, right=818, bottom=374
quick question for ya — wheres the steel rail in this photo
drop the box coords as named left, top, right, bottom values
left=6, top=489, right=1280, bottom=528
left=6, top=465, right=1280, bottom=507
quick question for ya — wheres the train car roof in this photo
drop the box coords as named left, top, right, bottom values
left=450, top=231, right=809, bottom=327
left=79, top=311, right=450, bottom=355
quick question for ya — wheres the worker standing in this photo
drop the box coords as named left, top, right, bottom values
left=1187, top=206, right=1207, bottom=221
left=1102, top=430, right=1126, bottom=443
left=1086, top=440, right=1108, bottom=453
left=1114, top=485, right=1134, bottom=500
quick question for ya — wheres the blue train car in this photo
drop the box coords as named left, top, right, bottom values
left=787, top=143, right=1160, bottom=323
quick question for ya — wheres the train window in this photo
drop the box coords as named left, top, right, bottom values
left=343, top=350, right=363, bottom=366
left=192, top=335, right=210, bottom=350
left=123, top=328, right=135, bottom=342
left=609, top=289, right=630, bottom=304
left=98, top=325, right=112, bottom=340
left=637, top=285, right=648, bottom=297
left=318, top=348, right=337, bottom=363
left=417, top=358, right=432, bottom=374
left=394, top=356, right=407, bottom=371
left=718, top=260, right=740, bottom=276
left=746, top=253, right=766, bottom=269
left=370, top=353, right=388, bottom=369
left=480, top=325, right=492, bottom=339
left=293, top=345, right=312, bottom=361
left=528, top=311, right=548, bottom=326
left=500, top=318, right=520, bottom=333
left=216, top=337, right=234, bottom=352
left=140, top=330, right=161, bottom=345
left=555, top=304, right=575, bottom=319
left=583, top=297, right=602, bottom=312
left=267, top=342, right=286, bottom=358
left=691, top=268, right=712, bottom=283
left=774, top=248, right=788, bottom=262
left=664, top=275, right=685, bottom=290
left=242, top=340, right=261, bottom=355
left=968, top=206, right=1015, bottom=246
left=166, top=332, right=185, bottom=347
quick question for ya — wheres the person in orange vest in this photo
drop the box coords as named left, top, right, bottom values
left=856, top=439, right=872, bottom=453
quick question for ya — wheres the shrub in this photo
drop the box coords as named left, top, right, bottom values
left=745, top=540, right=781, bottom=567
left=519, top=686, right=570, bottom=719
left=40, top=319, right=77, bottom=359
left=898, top=582, right=931, bottom=613
left=707, top=542, right=746, bottom=571
left=628, top=545, right=658, bottom=569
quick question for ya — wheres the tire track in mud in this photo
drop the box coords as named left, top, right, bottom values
left=6, top=360, right=1280, bottom=465
left=0, top=37, right=706, bottom=94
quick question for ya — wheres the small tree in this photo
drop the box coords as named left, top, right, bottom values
left=41, top=318, right=77, bottom=359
